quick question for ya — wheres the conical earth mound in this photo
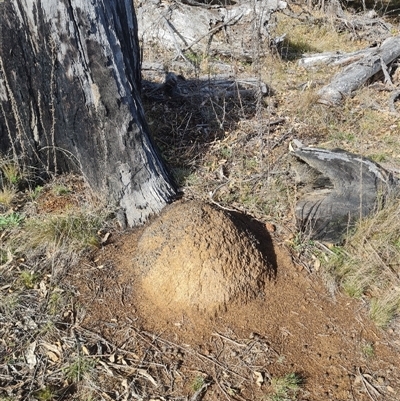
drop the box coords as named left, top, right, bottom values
left=134, top=201, right=269, bottom=316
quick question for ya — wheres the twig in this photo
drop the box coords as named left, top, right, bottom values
left=357, top=367, right=382, bottom=401
left=196, top=352, right=249, bottom=381
left=182, top=13, right=243, bottom=53
left=208, top=181, right=240, bottom=213
left=212, top=332, right=246, bottom=347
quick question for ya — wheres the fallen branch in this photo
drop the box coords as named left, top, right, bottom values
left=299, top=48, right=374, bottom=68
left=318, top=36, right=400, bottom=105
left=142, top=72, right=271, bottom=103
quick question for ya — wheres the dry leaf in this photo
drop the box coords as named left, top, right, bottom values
left=47, top=350, right=59, bottom=362
left=41, top=341, right=62, bottom=358
left=81, top=345, right=90, bottom=355
left=265, top=222, right=276, bottom=232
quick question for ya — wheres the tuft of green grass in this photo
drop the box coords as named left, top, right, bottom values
left=33, top=386, right=56, bottom=401
left=0, top=212, right=24, bottom=231
left=369, top=294, right=400, bottom=329
left=52, top=184, right=71, bottom=196
left=1, top=162, right=23, bottom=186
left=47, top=290, right=63, bottom=315
left=370, top=153, right=387, bottom=163
left=172, top=167, right=198, bottom=187
left=19, top=270, right=40, bottom=289
left=29, top=185, right=43, bottom=201
left=361, top=342, right=375, bottom=359
left=63, top=356, right=96, bottom=383
left=0, top=293, right=18, bottom=318
left=269, top=373, right=303, bottom=401
left=191, top=375, right=205, bottom=392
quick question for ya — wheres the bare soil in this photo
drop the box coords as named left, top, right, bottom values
left=65, top=199, right=400, bottom=400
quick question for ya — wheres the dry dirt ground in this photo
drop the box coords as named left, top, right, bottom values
left=63, top=198, right=400, bottom=401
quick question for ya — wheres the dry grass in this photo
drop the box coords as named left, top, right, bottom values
left=325, top=200, right=400, bottom=327
left=0, top=186, right=16, bottom=208
left=21, top=211, right=103, bottom=252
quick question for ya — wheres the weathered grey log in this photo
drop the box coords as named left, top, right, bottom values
left=290, top=143, right=398, bottom=243
left=318, top=36, right=400, bottom=105
left=0, top=0, right=177, bottom=226
left=137, top=0, right=287, bottom=61
left=299, top=48, right=374, bottom=68
left=142, top=72, right=270, bottom=103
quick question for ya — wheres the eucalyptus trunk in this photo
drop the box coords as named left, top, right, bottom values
left=0, top=0, right=176, bottom=226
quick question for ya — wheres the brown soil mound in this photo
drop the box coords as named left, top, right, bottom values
left=134, top=200, right=269, bottom=316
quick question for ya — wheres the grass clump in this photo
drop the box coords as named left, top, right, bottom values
left=191, top=375, right=205, bottom=392
left=64, top=356, right=96, bottom=383
left=269, top=373, right=303, bottom=401
left=19, top=270, right=40, bottom=289
left=0, top=186, right=16, bottom=206
left=0, top=212, right=24, bottom=231
left=326, top=200, right=400, bottom=327
left=22, top=212, right=103, bottom=252
left=361, top=342, right=375, bottom=359
left=1, top=162, right=24, bottom=186
left=33, top=387, right=56, bottom=401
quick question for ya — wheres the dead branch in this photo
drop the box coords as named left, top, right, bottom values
left=318, top=36, right=400, bottom=105
left=142, top=72, right=271, bottom=103
left=299, top=48, right=374, bottom=68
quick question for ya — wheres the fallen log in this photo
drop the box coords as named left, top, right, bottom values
left=142, top=72, right=271, bottom=103
left=299, top=48, right=374, bottom=68
left=318, top=36, right=400, bottom=105
left=290, top=142, right=398, bottom=243
left=137, top=0, right=287, bottom=61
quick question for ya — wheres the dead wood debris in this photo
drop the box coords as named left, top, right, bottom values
left=290, top=142, right=398, bottom=243
left=142, top=71, right=271, bottom=104
left=335, top=9, right=393, bottom=42
left=315, top=36, right=400, bottom=105
left=137, top=0, right=287, bottom=62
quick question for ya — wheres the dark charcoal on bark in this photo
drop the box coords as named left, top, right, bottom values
left=290, top=144, right=398, bottom=243
left=0, top=0, right=176, bottom=226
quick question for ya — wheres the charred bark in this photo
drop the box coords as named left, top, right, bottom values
left=0, top=0, right=177, bottom=226
left=290, top=143, right=398, bottom=243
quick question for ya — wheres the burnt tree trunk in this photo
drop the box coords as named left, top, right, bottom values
left=0, top=0, right=176, bottom=226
